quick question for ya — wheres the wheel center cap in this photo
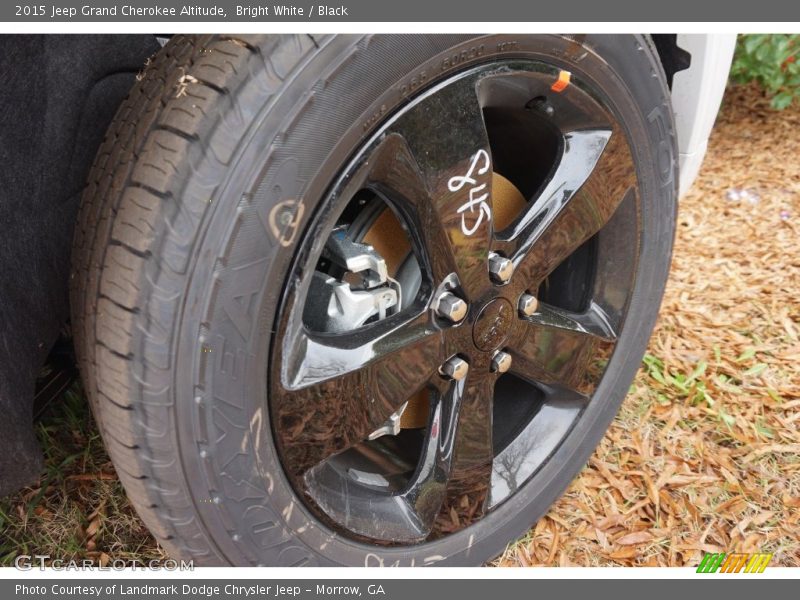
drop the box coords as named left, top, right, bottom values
left=472, top=298, right=514, bottom=352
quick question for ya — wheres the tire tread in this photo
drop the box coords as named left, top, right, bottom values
left=70, top=34, right=308, bottom=563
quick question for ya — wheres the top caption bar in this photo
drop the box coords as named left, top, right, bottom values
left=3, top=0, right=800, bottom=21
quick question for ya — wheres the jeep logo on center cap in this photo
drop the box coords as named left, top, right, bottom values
left=472, top=298, right=514, bottom=352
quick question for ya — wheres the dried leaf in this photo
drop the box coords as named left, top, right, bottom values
left=616, top=531, right=653, bottom=546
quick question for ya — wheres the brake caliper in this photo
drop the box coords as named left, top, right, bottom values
left=305, top=227, right=401, bottom=333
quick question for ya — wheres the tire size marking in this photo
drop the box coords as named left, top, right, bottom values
left=398, top=44, right=486, bottom=99
left=496, top=41, right=519, bottom=52
left=399, top=72, right=429, bottom=99
left=449, top=149, right=492, bottom=236
left=439, top=44, right=486, bottom=73
left=362, top=103, right=388, bottom=132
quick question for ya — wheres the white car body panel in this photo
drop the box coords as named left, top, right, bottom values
left=672, top=34, right=738, bottom=196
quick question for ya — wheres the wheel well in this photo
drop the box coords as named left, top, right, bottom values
left=651, top=34, right=692, bottom=89
left=0, top=34, right=160, bottom=496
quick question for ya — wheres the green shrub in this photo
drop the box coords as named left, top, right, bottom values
left=730, top=34, right=800, bottom=109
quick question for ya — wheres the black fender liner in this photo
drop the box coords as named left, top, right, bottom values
left=0, top=34, right=160, bottom=496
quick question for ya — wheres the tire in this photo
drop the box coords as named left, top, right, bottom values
left=71, top=34, right=677, bottom=566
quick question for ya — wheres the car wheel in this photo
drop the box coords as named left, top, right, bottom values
left=71, top=33, right=677, bottom=565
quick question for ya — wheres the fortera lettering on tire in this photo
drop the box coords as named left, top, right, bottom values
left=450, top=148, right=492, bottom=235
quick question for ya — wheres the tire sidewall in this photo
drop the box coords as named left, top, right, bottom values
left=171, top=34, right=677, bottom=566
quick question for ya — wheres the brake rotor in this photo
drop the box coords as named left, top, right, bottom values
left=491, top=172, right=527, bottom=231
left=359, top=172, right=527, bottom=429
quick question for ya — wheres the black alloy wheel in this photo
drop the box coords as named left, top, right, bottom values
left=271, top=60, right=640, bottom=543
left=72, top=34, right=677, bottom=565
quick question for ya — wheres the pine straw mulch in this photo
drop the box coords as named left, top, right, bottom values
left=496, top=83, right=800, bottom=567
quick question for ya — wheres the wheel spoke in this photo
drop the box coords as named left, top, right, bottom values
left=304, top=375, right=467, bottom=542
left=500, top=125, right=637, bottom=293
left=498, top=128, right=611, bottom=243
left=363, top=134, right=458, bottom=286
left=510, top=301, right=617, bottom=393
left=272, top=314, right=444, bottom=478
left=438, top=370, right=495, bottom=529
left=381, top=74, right=495, bottom=301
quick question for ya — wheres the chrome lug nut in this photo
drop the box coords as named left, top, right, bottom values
left=488, top=252, right=514, bottom=284
left=436, top=292, right=467, bottom=323
left=440, top=356, right=469, bottom=381
left=491, top=350, right=512, bottom=374
left=518, top=293, right=539, bottom=317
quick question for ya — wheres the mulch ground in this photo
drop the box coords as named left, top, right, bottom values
left=1, top=84, right=797, bottom=567
left=497, top=83, right=800, bottom=566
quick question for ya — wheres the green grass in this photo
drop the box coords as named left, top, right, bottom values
left=0, top=384, right=161, bottom=565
